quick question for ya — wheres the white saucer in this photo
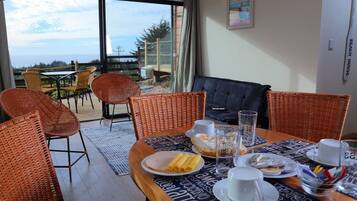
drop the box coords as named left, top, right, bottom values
left=212, top=179, right=279, bottom=201
left=235, top=153, right=297, bottom=178
left=306, top=149, right=341, bottom=167
left=141, top=151, right=205, bottom=176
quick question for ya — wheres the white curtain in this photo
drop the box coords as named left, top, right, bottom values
left=0, top=0, right=14, bottom=91
left=174, top=0, right=202, bottom=92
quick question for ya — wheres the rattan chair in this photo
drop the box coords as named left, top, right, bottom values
left=22, top=71, right=56, bottom=94
left=86, top=66, right=97, bottom=85
left=91, top=73, right=140, bottom=131
left=62, top=70, right=94, bottom=113
left=267, top=91, right=350, bottom=142
left=0, top=111, right=63, bottom=201
left=0, top=88, right=90, bottom=182
left=129, top=92, right=207, bottom=140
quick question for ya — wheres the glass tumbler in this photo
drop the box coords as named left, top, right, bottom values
left=238, top=110, right=258, bottom=146
left=338, top=140, right=357, bottom=193
left=215, top=129, right=237, bottom=177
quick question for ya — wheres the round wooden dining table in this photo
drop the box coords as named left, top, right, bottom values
left=128, top=127, right=354, bottom=201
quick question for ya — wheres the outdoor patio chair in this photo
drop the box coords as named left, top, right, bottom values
left=86, top=66, right=97, bottom=85
left=0, top=88, right=90, bottom=182
left=267, top=91, right=350, bottom=142
left=91, top=73, right=140, bottom=131
left=62, top=69, right=94, bottom=113
left=0, top=111, right=63, bottom=201
left=22, top=71, right=56, bottom=95
left=129, top=92, right=206, bottom=140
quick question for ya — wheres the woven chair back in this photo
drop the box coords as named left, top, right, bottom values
left=22, top=71, right=42, bottom=91
left=129, top=92, right=206, bottom=140
left=267, top=91, right=350, bottom=142
left=86, top=66, right=97, bottom=73
left=91, top=73, right=140, bottom=104
left=0, top=88, right=79, bottom=136
left=74, top=70, right=91, bottom=90
left=86, top=66, right=97, bottom=85
left=0, top=111, right=62, bottom=201
left=26, top=68, right=40, bottom=72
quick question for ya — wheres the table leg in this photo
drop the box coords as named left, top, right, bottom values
left=55, top=80, right=62, bottom=102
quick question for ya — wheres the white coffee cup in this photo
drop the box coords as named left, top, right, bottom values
left=227, top=167, right=263, bottom=201
left=317, top=139, right=347, bottom=165
left=188, top=120, right=215, bottom=137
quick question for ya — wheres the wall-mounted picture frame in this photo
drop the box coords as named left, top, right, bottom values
left=227, top=0, right=254, bottom=29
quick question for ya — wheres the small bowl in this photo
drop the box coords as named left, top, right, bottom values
left=298, top=176, right=337, bottom=197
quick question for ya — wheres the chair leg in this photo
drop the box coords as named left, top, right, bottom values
left=110, top=104, right=115, bottom=132
left=74, top=92, right=78, bottom=113
left=47, top=137, right=51, bottom=148
left=81, top=91, right=85, bottom=106
left=79, top=130, right=90, bottom=163
left=126, top=103, right=131, bottom=121
left=67, top=137, right=72, bottom=183
left=66, top=91, right=71, bottom=109
left=85, top=92, right=88, bottom=100
left=99, top=116, right=103, bottom=125
left=88, top=92, right=94, bottom=109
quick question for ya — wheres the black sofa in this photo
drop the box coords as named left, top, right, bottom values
left=192, top=75, right=271, bottom=128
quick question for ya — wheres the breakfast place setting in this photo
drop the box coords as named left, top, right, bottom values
left=129, top=110, right=357, bottom=201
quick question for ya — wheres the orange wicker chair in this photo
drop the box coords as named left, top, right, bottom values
left=267, top=91, right=350, bottom=142
left=0, top=111, right=63, bottom=201
left=91, top=73, right=140, bottom=131
left=62, top=70, right=94, bottom=113
left=129, top=92, right=207, bottom=140
left=86, top=66, right=97, bottom=85
left=22, top=71, right=56, bottom=94
left=0, top=88, right=90, bottom=182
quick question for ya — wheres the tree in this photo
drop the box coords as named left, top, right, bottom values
left=89, top=59, right=100, bottom=64
left=50, top=60, right=67, bottom=67
left=132, top=19, right=171, bottom=55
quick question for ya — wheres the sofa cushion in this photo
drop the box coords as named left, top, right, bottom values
left=192, top=75, right=271, bottom=128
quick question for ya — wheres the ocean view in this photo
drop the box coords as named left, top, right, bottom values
left=11, top=54, right=100, bottom=68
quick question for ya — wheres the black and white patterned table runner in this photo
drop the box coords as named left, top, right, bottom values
left=145, top=137, right=318, bottom=201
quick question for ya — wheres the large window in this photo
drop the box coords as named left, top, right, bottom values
left=105, top=0, right=182, bottom=90
left=4, top=0, right=100, bottom=86
left=4, top=0, right=183, bottom=121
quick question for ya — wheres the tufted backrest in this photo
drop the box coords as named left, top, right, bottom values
left=192, top=75, right=271, bottom=127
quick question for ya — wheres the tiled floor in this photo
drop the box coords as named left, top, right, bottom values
left=51, top=120, right=145, bottom=201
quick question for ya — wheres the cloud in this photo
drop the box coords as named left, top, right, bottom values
left=5, top=0, right=171, bottom=49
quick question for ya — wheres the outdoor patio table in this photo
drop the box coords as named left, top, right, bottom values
left=128, top=126, right=355, bottom=201
left=41, top=71, right=77, bottom=100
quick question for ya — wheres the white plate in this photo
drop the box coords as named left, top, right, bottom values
left=191, top=145, right=233, bottom=159
left=306, top=149, right=340, bottom=167
left=141, top=151, right=205, bottom=176
left=235, top=153, right=297, bottom=178
left=213, top=179, right=279, bottom=201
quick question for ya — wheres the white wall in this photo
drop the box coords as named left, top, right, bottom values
left=199, top=0, right=322, bottom=92
left=317, top=0, right=357, bottom=134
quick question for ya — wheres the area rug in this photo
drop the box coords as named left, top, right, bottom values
left=82, top=122, right=136, bottom=176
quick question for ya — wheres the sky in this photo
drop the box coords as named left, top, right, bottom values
left=4, top=0, right=171, bottom=68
